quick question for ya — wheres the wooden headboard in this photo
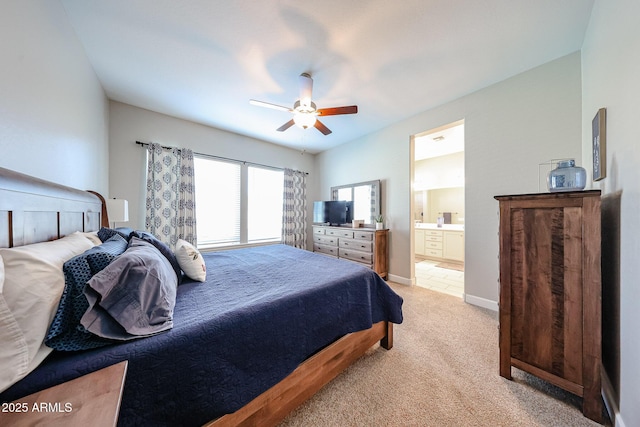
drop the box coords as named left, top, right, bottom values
left=0, top=167, right=105, bottom=248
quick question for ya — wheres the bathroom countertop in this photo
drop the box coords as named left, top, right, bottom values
left=415, top=223, right=464, bottom=231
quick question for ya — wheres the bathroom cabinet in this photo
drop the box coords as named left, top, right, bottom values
left=494, top=190, right=602, bottom=423
left=443, top=231, right=464, bottom=261
left=415, top=228, right=463, bottom=262
left=423, top=229, right=443, bottom=258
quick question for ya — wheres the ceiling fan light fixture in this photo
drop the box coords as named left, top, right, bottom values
left=293, top=112, right=317, bottom=129
left=251, top=73, right=356, bottom=135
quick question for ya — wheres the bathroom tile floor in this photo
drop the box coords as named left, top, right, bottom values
left=415, top=259, right=464, bottom=298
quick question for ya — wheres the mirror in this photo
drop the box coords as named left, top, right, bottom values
left=331, top=180, right=381, bottom=226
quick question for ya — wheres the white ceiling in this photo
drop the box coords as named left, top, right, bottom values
left=60, top=0, right=595, bottom=154
left=415, top=123, right=465, bottom=161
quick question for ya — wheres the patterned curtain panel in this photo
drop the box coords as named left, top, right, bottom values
left=282, top=168, right=307, bottom=249
left=145, top=143, right=197, bottom=247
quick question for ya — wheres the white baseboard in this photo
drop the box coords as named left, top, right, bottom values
left=464, top=294, right=498, bottom=311
left=390, top=276, right=498, bottom=313
left=602, top=370, right=626, bottom=427
left=388, top=274, right=413, bottom=286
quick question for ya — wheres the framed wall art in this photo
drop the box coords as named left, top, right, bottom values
left=592, top=108, right=606, bottom=181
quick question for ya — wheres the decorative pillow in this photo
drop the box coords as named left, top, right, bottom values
left=130, top=230, right=183, bottom=284
left=97, top=227, right=134, bottom=243
left=45, top=234, right=129, bottom=351
left=0, top=232, right=94, bottom=392
left=81, top=238, right=178, bottom=340
left=175, top=239, right=206, bottom=282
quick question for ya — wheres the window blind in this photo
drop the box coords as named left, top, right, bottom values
left=194, top=157, right=241, bottom=245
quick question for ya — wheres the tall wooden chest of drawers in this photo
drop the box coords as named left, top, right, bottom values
left=312, top=225, right=388, bottom=279
left=494, top=191, right=602, bottom=423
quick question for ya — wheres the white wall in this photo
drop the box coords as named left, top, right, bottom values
left=415, top=152, right=465, bottom=191
left=0, top=1, right=108, bottom=193
left=582, top=1, right=640, bottom=426
left=108, top=101, right=318, bottom=246
left=426, top=188, right=465, bottom=224
left=316, top=52, right=582, bottom=303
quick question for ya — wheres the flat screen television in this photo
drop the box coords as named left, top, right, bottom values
left=313, top=201, right=352, bottom=226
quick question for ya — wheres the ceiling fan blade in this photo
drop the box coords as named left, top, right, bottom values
left=317, top=105, right=358, bottom=116
left=314, top=119, right=332, bottom=135
left=299, top=73, right=313, bottom=107
left=249, top=99, right=292, bottom=113
left=276, top=119, right=295, bottom=132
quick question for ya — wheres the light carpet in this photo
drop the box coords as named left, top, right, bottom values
left=279, top=283, right=607, bottom=427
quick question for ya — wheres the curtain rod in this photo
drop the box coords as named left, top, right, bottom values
left=135, top=141, right=308, bottom=175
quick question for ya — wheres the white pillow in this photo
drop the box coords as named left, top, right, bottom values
left=0, top=232, right=94, bottom=393
left=82, top=231, right=102, bottom=246
left=175, top=239, right=206, bottom=282
left=0, top=255, right=29, bottom=393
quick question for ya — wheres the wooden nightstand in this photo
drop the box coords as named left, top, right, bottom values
left=0, top=361, right=128, bottom=427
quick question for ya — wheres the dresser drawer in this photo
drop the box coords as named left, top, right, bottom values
left=339, top=248, right=373, bottom=263
left=425, top=249, right=443, bottom=258
left=425, top=230, right=443, bottom=237
left=353, top=231, right=374, bottom=241
left=313, top=243, right=338, bottom=257
left=314, top=235, right=338, bottom=246
left=326, top=229, right=354, bottom=238
left=425, top=240, right=442, bottom=250
left=339, top=239, right=372, bottom=252
left=425, top=235, right=443, bottom=242
left=311, top=226, right=388, bottom=279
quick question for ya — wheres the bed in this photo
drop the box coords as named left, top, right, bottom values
left=0, top=167, right=403, bottom=426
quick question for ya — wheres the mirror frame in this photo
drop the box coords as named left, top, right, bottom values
left=331, top=179, right=381, bottom=226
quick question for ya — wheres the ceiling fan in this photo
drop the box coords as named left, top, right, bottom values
left=249, top=73, right=358, bottom=135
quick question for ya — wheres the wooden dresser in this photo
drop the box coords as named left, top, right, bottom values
left=312, top=225, right=388, bottom=279
left=494, top=191, right=602, bottom=423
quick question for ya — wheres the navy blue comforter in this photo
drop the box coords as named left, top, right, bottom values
left=0, top=245, right=403, bottom=426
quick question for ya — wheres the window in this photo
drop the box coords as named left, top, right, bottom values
left=194, top=157, right=240, bottom=245
left=194, top=156, right=283, bottom=247
left=248, top=166, right=283, bottom=241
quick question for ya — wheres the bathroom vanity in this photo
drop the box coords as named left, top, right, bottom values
left=414, top=223, right=464, bottom=262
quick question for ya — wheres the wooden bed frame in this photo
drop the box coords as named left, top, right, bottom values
left=0, top=166, right=393, bottom=427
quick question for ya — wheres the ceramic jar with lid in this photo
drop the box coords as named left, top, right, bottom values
left=547, top=159, right=586, bottom=192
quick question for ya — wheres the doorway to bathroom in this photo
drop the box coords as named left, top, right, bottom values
left=412, top=120, right=465, bottom=297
